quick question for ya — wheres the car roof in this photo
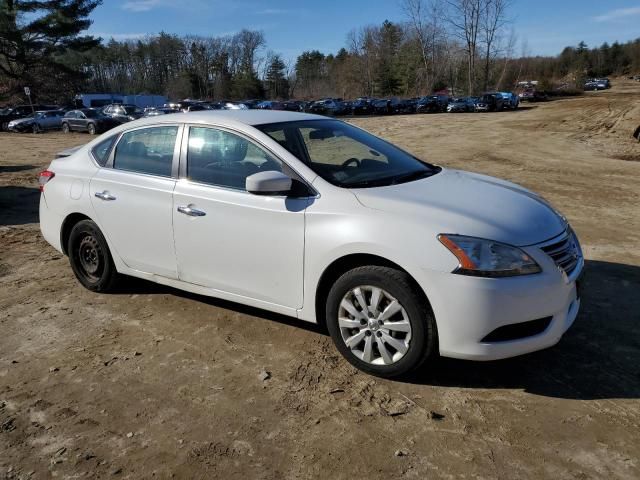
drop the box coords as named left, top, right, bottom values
left=121, top=109, right=324, bottom=128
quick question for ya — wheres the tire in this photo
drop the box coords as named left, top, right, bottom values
left=1, top=122, right=8, bottom=131
left=325, top=266, right=437, bottom=378
left=62, top=122, right=70, bottom=133
left=68, top=219, right=119, bottom=292
left=87, top=123, right=96, bottom=135
left=32, top=123, right=40, bottom=134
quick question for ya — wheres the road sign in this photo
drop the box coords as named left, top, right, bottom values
left=24, top=87, right=30, bottom=96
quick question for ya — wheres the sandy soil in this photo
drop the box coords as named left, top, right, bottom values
left=1, top=80, right=639, bottom=479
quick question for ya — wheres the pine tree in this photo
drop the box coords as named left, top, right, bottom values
left=265, top=55, right=289, bottom=99
left=0, top=0, right=102, bottom=101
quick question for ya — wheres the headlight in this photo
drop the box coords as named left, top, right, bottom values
left=438, top=234, right=541, bottom=277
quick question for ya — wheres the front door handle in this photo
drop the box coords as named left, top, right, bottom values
left=95, top=191, right=116, bottom=201
left=177, top=205, right=206, bottom=217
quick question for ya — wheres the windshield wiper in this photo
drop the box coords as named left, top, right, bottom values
left=343, top=169, right=433, bottom=188
left=389, top=169, right=433, bottom=185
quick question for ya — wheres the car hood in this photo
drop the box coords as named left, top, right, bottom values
left=10, top=117, right=34, bottom=125
left=352, top=168, right=566, bottom=246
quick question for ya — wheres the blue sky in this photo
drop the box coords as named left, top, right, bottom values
left=88, top=0, right=640, bottom=62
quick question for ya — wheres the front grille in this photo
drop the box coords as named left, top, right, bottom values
left=540, top=231, right=580, bottom=276
left=481, top=316, right=553, bottom=343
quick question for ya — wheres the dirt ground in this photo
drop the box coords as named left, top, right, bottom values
left=1, top=80, right=639, bottom=479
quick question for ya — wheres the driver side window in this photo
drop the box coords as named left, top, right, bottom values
left=187, top=127, right=282, bottom=190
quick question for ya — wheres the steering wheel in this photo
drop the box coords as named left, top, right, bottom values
left=342, top=157, right=360, bottom=168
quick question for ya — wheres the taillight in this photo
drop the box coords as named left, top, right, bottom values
left=38, top=170, right=55, bottom=192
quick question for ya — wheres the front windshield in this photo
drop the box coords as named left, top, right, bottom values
left=123, top=106, right=140, bottom=114
left=257, top=119, right=440, bottom=188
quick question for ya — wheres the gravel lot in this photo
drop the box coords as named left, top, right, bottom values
left=1, top=81, right=639, bottom=479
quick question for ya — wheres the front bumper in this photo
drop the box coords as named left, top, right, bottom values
left=419, top=235, right=584, bottom=361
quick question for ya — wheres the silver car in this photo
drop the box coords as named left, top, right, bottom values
left=7, top=110, right=65, bottom=133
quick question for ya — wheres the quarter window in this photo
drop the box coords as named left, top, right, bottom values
left=92, top=135, right=118, bottom=167
left=113, top=126, right=178, bottom=177
left=187, top=127, right=282, bottom=190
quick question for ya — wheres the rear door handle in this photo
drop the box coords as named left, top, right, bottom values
left=177, top=205, right=206, bottom=217
left=95, top=191, right=116, bottom=201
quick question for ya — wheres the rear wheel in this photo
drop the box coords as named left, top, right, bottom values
left=61, top=122, right=70, bottom=133
left=87, top=123, right=96, bottom=135
left=68, top=219, right=119, bottom=292
left=32, top=123, right=40, bottom=134
left=326, top=266, right=437, bottom=378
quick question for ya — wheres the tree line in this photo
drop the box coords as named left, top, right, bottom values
left=1, top=0, right=639, bottom=105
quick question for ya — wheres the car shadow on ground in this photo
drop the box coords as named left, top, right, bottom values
left=0, top=186, right=40, bottom=225
left=0, top=164, right=38, bottom=173
left=404, top=259, right=640, bottom=400
left=116, top=259, right=639, bottom=400
left=114, top=275, right=327, bottom=337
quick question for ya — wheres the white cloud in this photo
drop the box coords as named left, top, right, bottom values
left=594, top=6, right=640, bottom=22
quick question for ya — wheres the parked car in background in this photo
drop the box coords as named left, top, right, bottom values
left=416, top=95, right=449, bottom=113
left=256, top=101, right=285, bottom=110
left=143, top=107, right=180, bottom=117
left=390, top=98, right=417, bottom=114
left=102, top=104, right=144, bottom=123
left=8, top=110, right=65, bottom=133
left=475, top=94, right=505, bottom=112
left=39, top=110, right=583, bottom=378
left=446, top=97, right=476, bottom=113
left=1, top=104, right=59, bottom=131
left=239, top=99, right=262, bottom=109
left=372, top=99, right=393, bottom=115
left=496, top=92, right=519, bottom=110
left=584, top=78, right=610, bottom=91
left=61, top=109, right=120, bottom=135
left=309, top=99, right=349, bottom=116
left=351, top=97, right=375, bottom=115
left=222, top=101, right=250, bottom=110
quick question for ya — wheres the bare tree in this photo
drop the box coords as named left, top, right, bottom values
left=446, top=0, right=482, bottom=95
left=495, top=27, right=517, bottom=90
left=479, top=0, right=510, bottom=91
left=401, top=0, right=446, bottom=92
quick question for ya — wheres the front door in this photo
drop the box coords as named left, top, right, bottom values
left=172, top=125, right=308, bottom=309
left=90, top=125, right=181, bottom=278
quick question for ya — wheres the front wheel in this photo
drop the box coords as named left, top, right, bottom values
left=68, top=219, right=119, bottom=292
left=87, top=123, right=96, bottom=135
left=326, top=266, right=437, bottom=378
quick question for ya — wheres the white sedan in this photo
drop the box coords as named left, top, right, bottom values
left=39, top=110, right=583, bottom=377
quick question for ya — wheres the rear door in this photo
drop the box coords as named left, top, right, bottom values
left=90, top=124, right=182, bottom=278
left=172, top=125, right=309, bottom=308
left=71, top=111, right=85, bottom=130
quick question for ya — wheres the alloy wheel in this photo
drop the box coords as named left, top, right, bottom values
left=338, top=286, right=412, bottom=365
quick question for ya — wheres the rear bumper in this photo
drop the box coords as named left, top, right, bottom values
left=39, top=194, right=64, bottom=253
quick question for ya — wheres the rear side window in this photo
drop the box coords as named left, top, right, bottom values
left=91, top=136, right=117, bottom=167
left=113, top=126, right=178, bottom=177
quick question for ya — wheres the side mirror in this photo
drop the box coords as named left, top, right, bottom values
left=246, top=171, right=293, bottom=196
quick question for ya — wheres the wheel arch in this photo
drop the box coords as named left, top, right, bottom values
left=314, top=253, right=434, bottom=331
left=60, top=212, right=92, bottom=255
